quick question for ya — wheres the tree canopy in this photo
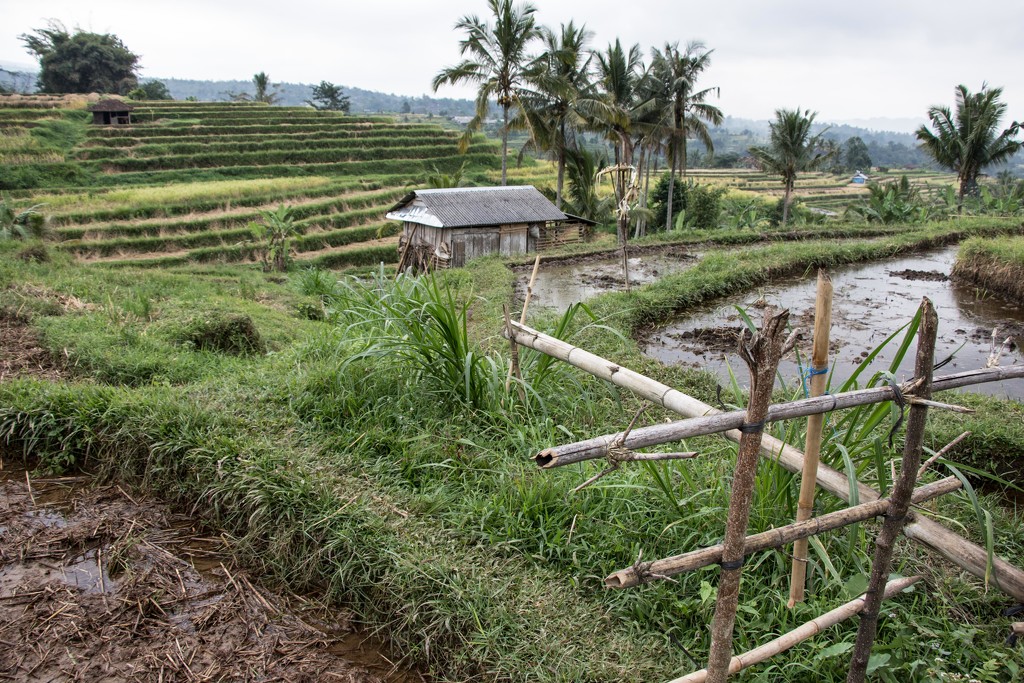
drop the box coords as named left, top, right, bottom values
left=20, top=22, right=140, bottom=94
left=129, top=80, right=172, bottom=101
left=749, top=108, right=831, bottom=224
left=843, top=136, right=872, bottom=172
left=307, top=81, right=351, bottom=112
left=916, top=83, right=1021, bottom=201
left=433, top=0, right=541, bottom=185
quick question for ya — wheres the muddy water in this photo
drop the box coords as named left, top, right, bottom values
left=643, top=246, right=1024, bottom=399
left=0, top=464, right=419, bottom=683
left=518, top=249, right=699, bottom=311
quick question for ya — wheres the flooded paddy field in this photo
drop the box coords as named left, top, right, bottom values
left=0, top=464, right=418, bottom=683
left=642, top=246, right=1024, bottom=399
left=515, top=246, right=698, bottom=311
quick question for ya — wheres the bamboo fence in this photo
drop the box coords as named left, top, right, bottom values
left=504, top=300, right=1024, bottom=680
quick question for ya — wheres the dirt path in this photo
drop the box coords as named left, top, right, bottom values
left=0, top=469, right=419, bottom=682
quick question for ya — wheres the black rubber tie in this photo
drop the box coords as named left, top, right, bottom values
left=739, top=420, right=766, bottom=434
left=720, top=558, right=744, bottom=571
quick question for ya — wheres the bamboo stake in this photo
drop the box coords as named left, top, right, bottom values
left=847, top=298, right=937, bottom=683
left=606, top=476, right=961, bottom=588
left=506, top=254, right=542, bottom=391
left=706, top=309, right=791, bottom=683
left=520, top=253, right=542, bottom=326
left=503, top=305, right=526, bottom=404
left=532, top=366, right=1021, bottom=469
left=671, top=576, right=921, bottom=683
left=505, top=321, right=1024, bottom=601
left=790, top=270, right=833, bottom=607
left=395, top=223, right=419, bottom=274
left=622, top=241, right=631, bottom=293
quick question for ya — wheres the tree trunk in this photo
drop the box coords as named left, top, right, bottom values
left=782, top=182, right=793, bottom=225
left=501, top=104, right=509, bottom=186
left=846, top=298, right=937, bottom=683
left=681, top=110, right=688, bottom=178
left=555, top=120, right=566, bottom=209
left=634, top=146, right=647, bottom=239
left=666, top=147, right=677, bottom=231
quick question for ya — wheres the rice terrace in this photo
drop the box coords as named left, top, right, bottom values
left=2, top=1, right=1024, bottom=681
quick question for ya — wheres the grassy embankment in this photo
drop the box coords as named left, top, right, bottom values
left=2, top=215, right=1024, bottom=682
left=953, top=236, right=1024, bottom=305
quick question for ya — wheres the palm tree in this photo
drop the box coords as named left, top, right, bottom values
left=649, top=41, right=723, bottom=229
left=578, top=40, right=653, bottom=243
left=916, top=83, right=1021, bottom=205
left=252, top=72, right=281, bottom=104
left=517, top=21, right=593, bottom=208
left=749, top=108, right=830, bottom=225
left=432, top=0, right=540, bottom=185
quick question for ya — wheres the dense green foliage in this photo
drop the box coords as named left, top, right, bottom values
left=917, top=84, right=1022, bottom=201
left=128, top=80, right=173, bottom=100
left=749, top=108, right=831, bottom=224
left=433, top=0, right=541, bottom=183
left=649, top=172, right=726, bottom=230
left=307, top=80, right=351, bottom=112
left=20, top=22, right=140, bottom=94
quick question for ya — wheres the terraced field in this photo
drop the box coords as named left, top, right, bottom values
left=485, top=163, right=958, bottom=216
left=2, top=100, right=502, bottom=267
left=682, top=168, right=956, bottom=211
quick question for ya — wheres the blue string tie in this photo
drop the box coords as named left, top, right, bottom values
left=801, top=366, right=829, bottom=397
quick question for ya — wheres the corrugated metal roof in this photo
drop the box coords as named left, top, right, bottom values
left=386, top=186, right=567, bottom=228
left=88, top=99, right=134, bottom=112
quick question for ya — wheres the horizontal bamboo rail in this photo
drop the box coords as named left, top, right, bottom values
left=668, top=576, right=922, bottom=683
left=504, top=321, right=1024, bottom=602
left=534, top=365, right=1024, bottom=469
left=606, top=476, right=961, bottom=588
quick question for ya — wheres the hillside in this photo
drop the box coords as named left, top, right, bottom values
left=0, top=99, right=502, bottom=267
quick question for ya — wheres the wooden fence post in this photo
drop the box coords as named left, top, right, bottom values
left=847, top=298, right=937, bottom=682
left=706, top=310, right=793, bottom=683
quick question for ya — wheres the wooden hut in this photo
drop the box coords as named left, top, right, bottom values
left=387, top=186, right=594, bottom=270
left=88, top=99, right=134, bottom=125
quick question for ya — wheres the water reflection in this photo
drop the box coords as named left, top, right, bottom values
left=643, top=247, right=1024, bottom=400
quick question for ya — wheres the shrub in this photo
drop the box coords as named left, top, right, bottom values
left=649, top=174, right=726, bottom=230
left=179, top=313, right=265, bottom=355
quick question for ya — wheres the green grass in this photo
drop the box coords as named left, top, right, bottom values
left=952, top=236, right=1024, bottom=304
left=2, top=227, right=1024, bottom=681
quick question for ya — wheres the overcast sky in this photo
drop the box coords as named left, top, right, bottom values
left=3, top=0, right=1021, bottom=132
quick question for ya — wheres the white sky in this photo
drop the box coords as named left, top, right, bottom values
left=3, top=0, right=1021, bottom=130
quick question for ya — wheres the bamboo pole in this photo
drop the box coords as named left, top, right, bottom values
left=504, top=322, right=1024, bottom=601
left=520, top=253, right=541, bottom=326
left=605, top=476, right=961, bottom=589
left=503, top=305, right=527, bottom=404
left=706, top=310, right=792, bottom=683
left=506, top=254, right=542, bottom=393
left=848, top=298, right=937, bottom=683
left=532, top=366, right=1023, bottom=469
left=395, top=223, right=419, bottom=274
left=670, top=576, right=922, bottom=683
left=790, top=270, right=833, bottom=606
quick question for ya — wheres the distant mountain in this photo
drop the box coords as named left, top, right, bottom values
left=0, top=63, right=477, bottom=116
left=828, top=117, right=926, bottom=135
left=155, top=78, right=477, bottom=116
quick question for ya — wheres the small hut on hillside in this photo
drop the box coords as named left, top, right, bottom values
left=88, top=99, right=134, bottom=125
left=387, top=185, right=594, bottom=270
